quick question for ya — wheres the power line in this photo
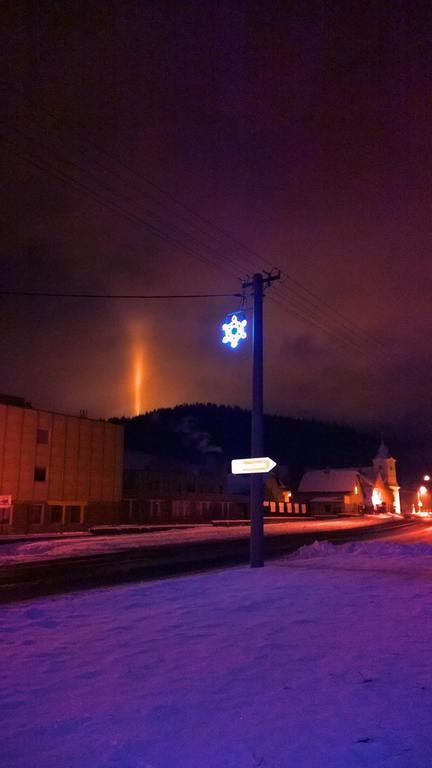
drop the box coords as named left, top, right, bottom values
left=3, top=100, right=385, bottom=351
left=1, top=119, right=377, bottom=351
left=0, top=135, right=240, bottom=279
left=0, top=290, right=241, bottom=299
left=1, top=135, right=380, bottom=354
left=1, top=129, right=385, bottom=357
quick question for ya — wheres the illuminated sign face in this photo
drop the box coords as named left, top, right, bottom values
left=222, top=313, right=247, bottom=349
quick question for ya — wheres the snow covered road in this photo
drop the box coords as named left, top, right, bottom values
left=1, top=540, right=432, bottom=768
left=0, top=516, right=397, bottom=564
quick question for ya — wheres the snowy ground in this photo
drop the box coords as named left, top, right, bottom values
left=0, top=516, right=390, bottom=564
left=2, top=540, right=432, bottom=768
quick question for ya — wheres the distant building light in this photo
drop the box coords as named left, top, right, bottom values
left=372, top=488, right=382, bottom=508
left=419, top=486, right=427, bottom=496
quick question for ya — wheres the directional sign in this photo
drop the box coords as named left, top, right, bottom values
left=231, top=457, right=276, bottom=475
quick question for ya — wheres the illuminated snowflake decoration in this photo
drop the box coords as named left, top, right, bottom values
left=222, top=313, right=247, bottom=349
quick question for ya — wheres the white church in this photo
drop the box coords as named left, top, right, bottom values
left=297, top=440, right=401, bottom=516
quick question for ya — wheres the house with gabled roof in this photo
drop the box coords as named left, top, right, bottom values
left=296, top=440, right=400, bottom=516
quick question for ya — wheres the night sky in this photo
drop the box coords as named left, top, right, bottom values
left=2, top=2, right=432, bottom=439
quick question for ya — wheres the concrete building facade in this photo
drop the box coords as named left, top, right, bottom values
left=123, top=467, right=248, bottom=523
left=0, top=396, right=124, bottom=533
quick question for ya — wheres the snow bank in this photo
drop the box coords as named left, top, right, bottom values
left=293, top=539, right=432, bottom=559
left=290, top=539, right=432, bottom=574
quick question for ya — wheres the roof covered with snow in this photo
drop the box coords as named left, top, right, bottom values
left=298, top=468, right=360, bottom=493
left=359, top=467, right=380, bottom=485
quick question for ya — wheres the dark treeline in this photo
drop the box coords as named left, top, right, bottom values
left=112, top=403, right=390, bottom=486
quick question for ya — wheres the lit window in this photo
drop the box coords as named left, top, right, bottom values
left=372, top=489, right=383, bottom=508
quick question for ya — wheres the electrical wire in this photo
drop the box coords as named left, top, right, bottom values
left=2, top=99, right=385, bottom=350
left=0, top=129, right=384, bottom=355
left=0, top=135, right=382, bottom=356
left=0, top=290, right=241, bottom=299
left=0, top=135, right=240, bottom=280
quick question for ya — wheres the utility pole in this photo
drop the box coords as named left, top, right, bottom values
left=243, top=270, right=281, bottom=567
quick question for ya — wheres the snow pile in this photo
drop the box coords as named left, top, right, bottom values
left=289, top=539, right=432, bottom=581
left=292, top=538, right=432, bottom=561
left=2, top=541, right=432, bottom=767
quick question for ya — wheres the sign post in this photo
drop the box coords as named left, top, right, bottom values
left=223, top=270, right=280, bottom=567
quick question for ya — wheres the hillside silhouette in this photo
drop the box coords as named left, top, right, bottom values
left=112, top=403, right=383, bottom=486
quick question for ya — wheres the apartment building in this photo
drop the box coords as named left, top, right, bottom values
left=0, top=395, right=124, bottom=534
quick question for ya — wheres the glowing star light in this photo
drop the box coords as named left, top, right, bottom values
left=222, top=314, right=247, bottom=349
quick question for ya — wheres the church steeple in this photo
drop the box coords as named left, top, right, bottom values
left=372, top=437, right=401, bottom=514
left=373, top=439, right=397, bottom=488
left=376, top=437, right=391, bottom=460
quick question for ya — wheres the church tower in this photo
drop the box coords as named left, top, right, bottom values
left=373, top=439, right=401, bottom=513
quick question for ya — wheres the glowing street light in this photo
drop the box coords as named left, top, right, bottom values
left=424, top=474, right=430, bottom=482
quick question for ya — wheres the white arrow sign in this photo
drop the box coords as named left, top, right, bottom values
left=231, top=457, right=277, bottom=475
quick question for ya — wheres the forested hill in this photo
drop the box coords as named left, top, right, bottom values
left=112, top=403, right=381, bottom=483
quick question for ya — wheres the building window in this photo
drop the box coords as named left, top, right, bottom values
left=66, top=505, right=82, bottom=524
left=220, top=501, right=232, bottom=518
left=173, top=500, right=191, bottom=517
left=29, top=505, right=43, bottom=525
left=34, top=466, right=46, bottom=482
left=0, top=507, right=11, bottom=525
left=36, top=429, right=49, bottom=444
left=149, top=499, right=163, bottom=518
left=50, top=505, right=63, bottom=524
left=196, top=501, right=211, bottom=516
